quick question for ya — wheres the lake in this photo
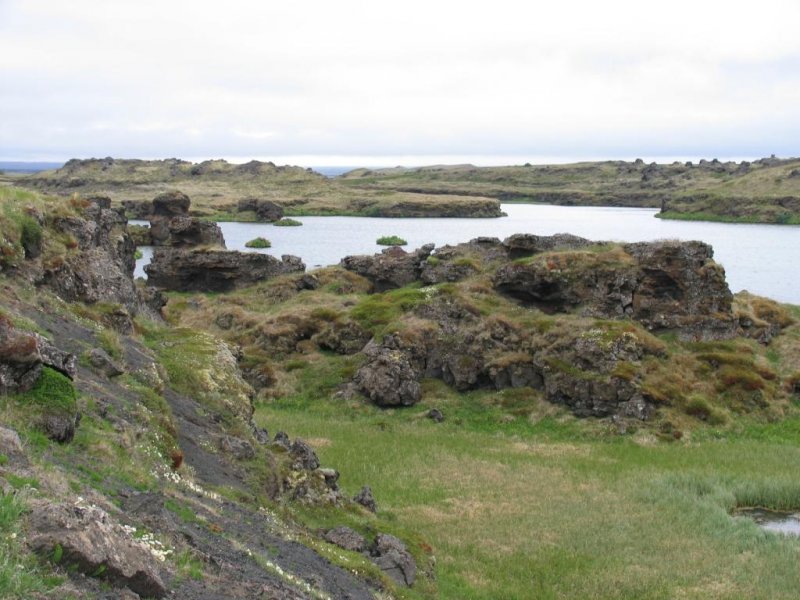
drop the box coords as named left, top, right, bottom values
left=135, top=204, right=800, bottom=304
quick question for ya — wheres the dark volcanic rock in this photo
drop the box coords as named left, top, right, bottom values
left=353, top=485, right=377, bottom=513
left=494, top=239, right=734, bottom=340
left=219, top=434, right=256, bottom=460
left=289, top=439, right=320, bottom=471
left=420, top=237, right=508, bottom=284
left=41, top=412, right=79, bottom=443
left=371, top=533, right=416, bottom=587
left=44, top=199, right=139, bottom=315
left=622, top=241, right=734, bottom=337
left=145, top=248, right=304, bottom=292
left=341, top=244, right=435, bottom=291
left=87, top=348, right=124, bottom=378
left=502, top=233, right=593, bottom=259
left=324, top=527, right=368, bottom=553
left=28, top=500, right=167, bottom=598
left=237, top=198, right=284, bottom=222
left=160, top=215, right=226, bottom=248
left=151, top=190, right=190, bottom=218
left=0, top=317, right=76, bottom=393
left=354, top=337, right=421, bottom=406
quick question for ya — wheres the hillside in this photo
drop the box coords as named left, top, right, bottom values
left=339, top=156, right=800, bottom=224
left=3, top=185, right=800, bottom=598
left=18, top=158, right=503, bottom=219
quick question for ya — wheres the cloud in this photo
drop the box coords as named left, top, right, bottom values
left=2, top=0, right=800, bottom=163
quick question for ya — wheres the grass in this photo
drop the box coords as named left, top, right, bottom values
left=0, top=493, right=58, bottom=598
left=376, top=235, right=408, bottom=246
left=273, top=218, right=303, bottom=227
left=244, top=236, right=271, bottom=248
left=257, top=387, right=800, bottom=599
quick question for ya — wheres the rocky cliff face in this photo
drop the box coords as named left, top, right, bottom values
left=146, top=249, right=305, bottom=292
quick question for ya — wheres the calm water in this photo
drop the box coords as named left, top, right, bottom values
left=134, top=204, right=800, bottom=303
left=736, top=508, right=800, bottom=536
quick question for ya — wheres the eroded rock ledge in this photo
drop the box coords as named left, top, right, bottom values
left=341, top=234, right=774, bottom=421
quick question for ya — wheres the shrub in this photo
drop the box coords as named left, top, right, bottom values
left=273, top=218, right=302, bottom=227
left=376, top=235, right=407, bottom=246
left=245, top=237, right=271, bottom=248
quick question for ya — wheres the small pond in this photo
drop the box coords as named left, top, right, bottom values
left=736, top=508, right=800, bottom=536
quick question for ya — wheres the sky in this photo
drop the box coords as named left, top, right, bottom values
left=2, top=0, right=800, bottom=166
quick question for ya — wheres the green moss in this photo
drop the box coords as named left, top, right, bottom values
left=376, top=235, right=408, bottom=246
left=17, top=367, right=78, bottom=414
left=245, top=237, right=271, bottom=248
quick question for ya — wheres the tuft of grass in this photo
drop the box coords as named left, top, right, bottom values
left=245, top=237, right=271, bottom=248
left=376, top=235, right=408, bottom=246
left=273, top=218, right=303, bottom=227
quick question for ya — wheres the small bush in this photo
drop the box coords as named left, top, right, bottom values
left=273, top=218, right=302, bottom=227
left=245, top=237, right=271, bottom=248
left=376, top=235, right=407, bottom=246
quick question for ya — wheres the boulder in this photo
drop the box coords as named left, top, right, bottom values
left=371, top=533, right=416, bottom=587
left=315, top=321, right=371, bottom=355
left=0, top=317, right=76, bottom=394
left=27, top=500, right=167, bottom=598
left=159, top=216, right=225, bottom=248
left=289, top=439, right=320, bottom=471
left=218, top=435, right=256, bottom=460
left=145, top=248, right=305, bottom=292
left=354, top=339, right=421, bottom=406
left=151, top=190, right=190, bottom=218
left=353, top=485, right=377, bottom=513
left=0, top=426, right=26, bottom=464
left=324, top=527, right=367, bottom=553
left=42, top=412, right=80, bottom=444
left=341, top=244, right=434, bottom=291
left=87, top=348, right=124, bottom=378
left=237, top=198, right=284, bottom=222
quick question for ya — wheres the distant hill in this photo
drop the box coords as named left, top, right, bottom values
left=18, top=157, right=502, bottom=219
left=338, top=156, right=800, bottom=224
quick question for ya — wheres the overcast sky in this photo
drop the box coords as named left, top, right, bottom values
left=2, top=0, right=800, bottom=166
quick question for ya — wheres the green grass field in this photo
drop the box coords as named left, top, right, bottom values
left=256, top=376, right=800, bottom=600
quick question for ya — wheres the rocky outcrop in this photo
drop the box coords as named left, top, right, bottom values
left=148, top=191, right=225, bottom=247
left=315, top=320, right=371, bottom=355
left=420, top=237, right=508, bottom=284
left=325, top=527, right=368, bottom=553
left=493, top=239, right=734, bottom=340
left=157, top=215, right=225, bottom=247
left=237, top=198, right=284, bottom=222
left=27, top=500, right=167, bottom=598
left=371, top=533, right=417, bottom=587
left=145, top=248, right=304, bottom=292
left=0, top=316, right=76, bottom=394
left=44, top=198, right=140, bottom=315
left=354, top=337, right=421, bottom=406
left=341, top=244, right=434, bottom=292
